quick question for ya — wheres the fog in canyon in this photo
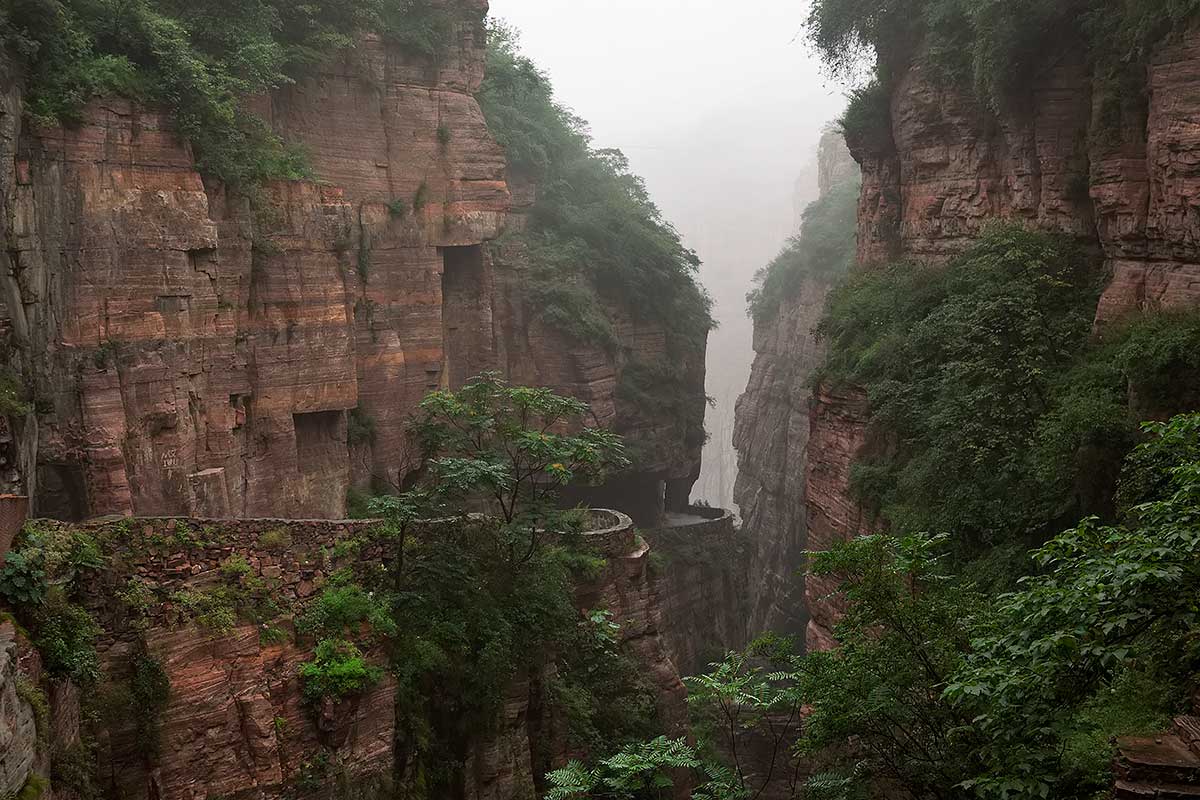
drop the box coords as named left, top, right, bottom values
left=488, top=0, right=847, bottom=509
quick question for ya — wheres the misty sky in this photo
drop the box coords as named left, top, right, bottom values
left=487, top=0, right=849, bottom=507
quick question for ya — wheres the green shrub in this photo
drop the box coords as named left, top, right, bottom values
left=479, top=24, right=713, bottom=351
left=256, top=527, right=292, bottom=552
left=345, top=489, right=376, bottom=520
left=51, top=740, right=100, bottom=800
left=551, top=609, right=660, bottom=755
left=33, top=598, right=100, bottom=685
left=15, top=675, right=49, bottom=746
left=523, top=255, right=618, bottom=349
left=412, top=182, right=430, bottom=213
left=170, top=587, right=238, bottom=631
left=299, top=639, right=382, bottom=704
left=838, top=79, right=892, bottom=148
left=346, top=408, right=377, bottom=447
left=386, top=198, right=408, bottom=218
left=130, top=650, right=171, bottom=757
left=172, top=555, right=285, bottom=632
left=0, top=550, right=48, bottom=606
left=747, top=176, right=860, bottom=322
left=219, top=554, right=252, bottom=581
left=9, top=774, right=48, bottom=800
left=379, top=0, right=454, bottom=58
left=298, top=583, right=396, bottom=640
left=0, top=367, right=30, bottom=417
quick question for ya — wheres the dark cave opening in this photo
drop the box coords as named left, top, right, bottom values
left=35, top=463, right=89, bottom=522
left=440, top=245, right=492, bottom=391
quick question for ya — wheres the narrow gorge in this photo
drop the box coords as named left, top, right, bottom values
left=6, top=1, right=1200, bottom=799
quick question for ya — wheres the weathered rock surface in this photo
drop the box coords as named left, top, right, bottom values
left=780, top=27, right=1200, bottom=651
left=643, top=507, right=746, bottom=676
left=0, top=1, right=706, bottom=525
left=733, top=133, right=857, bottom=649
left=0, top=623, right=37, bottom=799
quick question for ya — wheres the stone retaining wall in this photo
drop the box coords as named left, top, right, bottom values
left=583, top=508, right=637, bottom=556
left=71, top=517, right=379, bottom=633
left=643, top=507, right=747, bottom=676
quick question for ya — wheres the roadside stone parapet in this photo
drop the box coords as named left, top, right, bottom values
left=583, top=508, right=636, bottom=556
left=656, top=505, right=736, bottom=536
left=46, top=510, right=639, bottom=631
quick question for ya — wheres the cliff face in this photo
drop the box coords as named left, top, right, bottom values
left=732, top=133, right=856, bottom=646
left=0, top=0, right=706, bottom=523
left=1, top=514, right=687, bottom=800
left=795, top=27, right=1200, bottom=650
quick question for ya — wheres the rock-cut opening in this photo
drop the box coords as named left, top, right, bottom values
left=292, top=410, right=346, bottom=476
left=34, top=463, right=88, bottom=521
left=440, top=245, right=492, bottom=391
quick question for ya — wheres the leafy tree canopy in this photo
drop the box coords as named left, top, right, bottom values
left=478, top=24, right=714, bottom=350
left=746, top=174, right=860, bottom=322
left=816, top=225, right=1200, bottom=557
left=1, top=0, right=451, bottom=187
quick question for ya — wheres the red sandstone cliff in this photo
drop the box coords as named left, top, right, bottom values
left=732, top=133, right=857, bottom=648
left=793, top=27, right=1200, bottom=650
left=0, top=0, right=706, bottom=523
left=0, top=514, right=687, bottom=800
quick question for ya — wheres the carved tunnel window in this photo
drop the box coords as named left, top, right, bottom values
left=561, top=473, right=667, bottom=528
left=293, top=411, right=345, bottom=475
left=441, top=245, right=491, bottom=391
left=35, top=464, right=89, bottom=521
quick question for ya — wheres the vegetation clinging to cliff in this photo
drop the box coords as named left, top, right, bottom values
left=567, top=415, right=1200, bottom=799
left=811, top=0, right=1200, bottom=139
left=478, top=24, right=714, bottom=350
left=1, top=0, right=451, bottom=188
left=746, top=176, right=860, bottom=322
left=815, top=226, right=1200, bottom=555
left=346, top=376, right=662, bottom=792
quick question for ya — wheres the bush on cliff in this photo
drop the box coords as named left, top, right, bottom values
left=299, top=638, right=383, bottom=704
left=817, top=226, right=1104, bottom=551
left=0, top=367, right=30, bottom=418
left=478, top=24, right=714, bottom=351
left=746, top=175, right=860, bottom=323
left=0, top=522, right=104, bottom=684
left=0, top=0, right=451, bottom=189
left=570, top=414, right=1200, bottom=799
left=814, top=225, right=1200, bottom=559
left=808, top=0, right=1200, bottom=138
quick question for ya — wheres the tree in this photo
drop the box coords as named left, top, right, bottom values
left=411, top=371, right=630, bottom=559
left=355, top=375, right=638, bottom=795
left=545, top=737, right=742, bottom=800
left=685, top=636, right=806, bottom=800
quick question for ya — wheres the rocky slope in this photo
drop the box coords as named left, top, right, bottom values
left=732, top=133, right=856, bottom=647
left=789, top=27, right=1200, bottom=650
left=0, top=0, right=706, bottom=524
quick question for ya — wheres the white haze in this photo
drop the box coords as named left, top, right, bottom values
left=487, top=0, right=848, bottom=511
